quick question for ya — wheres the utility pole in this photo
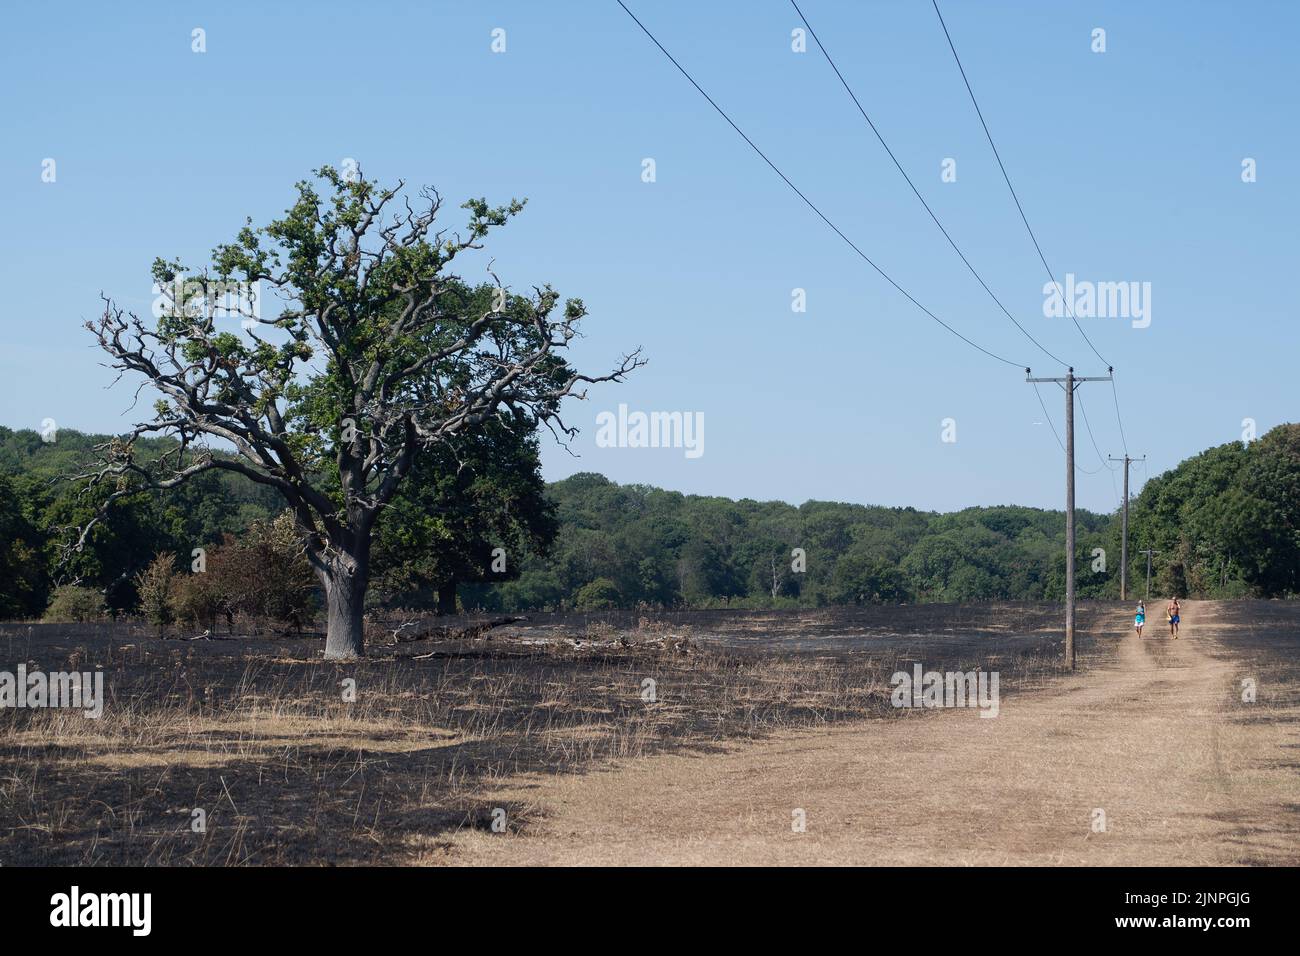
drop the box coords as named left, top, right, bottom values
left=1107, top=454, right=1145, bottom=601
left=1139, top=548, right=1161, bottom=600
left=1027, top=367, right=1113, bottom=670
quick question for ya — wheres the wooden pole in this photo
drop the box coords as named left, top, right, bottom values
left=1140, top=548, right=1161, bottom=600
left=1027, top=367, right=1111, bottom=671
left=1064, top=370, right=1076, bottom=670
left=1108, top=454, right=1146, bottom=602
left=1119, top=455, right=1127, bottom=601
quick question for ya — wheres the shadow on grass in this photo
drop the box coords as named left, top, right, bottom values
left=1, top=603, right=1128, bottom=865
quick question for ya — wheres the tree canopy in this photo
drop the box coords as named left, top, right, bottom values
left=73, top=167, right=640, bottom=656
left=1125, top=423, right=1300, bottom=598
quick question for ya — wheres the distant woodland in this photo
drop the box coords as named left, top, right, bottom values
left=1, top=422, right=1295, bottom=623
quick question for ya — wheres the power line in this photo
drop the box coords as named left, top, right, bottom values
left=794, top=0, right=1123, bottom=498
left=788, top=0, right=1068, bottom=370
left=615, top=0, right=1025, bottom=369
left=930, top=0, right=1106, bottom=367
left=930, top=0, right=1133, bottom=456
left=1081, top=394, right=1142, bottom=504
left=935, top=0, right=1131, bottom=666
left=619, top=0, right=1121, bottom=522
left=1075, top=389, right=1123, bottom=506
left=1076, top=391, right=1117, bottom=471
left=1032, top=380, right=1105, bottom=475
left=1110, top=372, right=1131, bottom=455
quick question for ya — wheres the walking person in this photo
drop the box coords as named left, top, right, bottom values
left=1167, top=597, right=1181, bottom=639
left=1134, top=600, right=1145, bottom=638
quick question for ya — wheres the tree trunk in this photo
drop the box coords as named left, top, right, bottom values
left=322, top=560, right=369, bottom=660
left=436, top=579, right=458, bottom=616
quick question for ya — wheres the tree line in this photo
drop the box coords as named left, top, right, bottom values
left=3, top=421, right=1294, bottom=624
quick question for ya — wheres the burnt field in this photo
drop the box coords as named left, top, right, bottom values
left=0, top=600, right=1295, bottom=865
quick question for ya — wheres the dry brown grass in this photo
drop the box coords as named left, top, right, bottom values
left=444, top=602, right=1300, bottom=866
left=0, top=606, right=1084, bottom=865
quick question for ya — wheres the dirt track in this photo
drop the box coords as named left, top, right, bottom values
left=447, top=601, right=1299, bottom=865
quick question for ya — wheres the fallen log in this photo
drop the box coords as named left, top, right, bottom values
left=391, top=615, right=527, bottom=643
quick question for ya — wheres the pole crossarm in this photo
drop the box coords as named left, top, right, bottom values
left=1026, top=366, right=1114, bottom=386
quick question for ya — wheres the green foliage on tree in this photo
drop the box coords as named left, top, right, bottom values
left=574, top=577, right=622, bottom=610
left=75, top=168, right=639, bottom=657
left=4, top=421, right=1297, bottom=620
left=0, top=425, right=283, bottom=614
left=371, top=413, right=557, bottom=613
left=42, top=585, right=106, bottom=623
left=1126, top=423, right=1300, bottom=598
left=829, top=550, right=909, bottom=605
left=0, top=471, right=46, bottom=619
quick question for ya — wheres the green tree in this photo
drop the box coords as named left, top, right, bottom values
left=1230, top=425, right=1300, bottom=594
left=1127, top=424, right=1299, bottom=598
left=371, top=413, right=557, bottom=614
left=42, top=481, right=171, bottom=611
left=575, top=576, right=621, bottom=610
left=829, top=548, right=910, bottom=605
left=77, top=167, right=639, bottom=657
left=0, top=473, right=47, bottom=618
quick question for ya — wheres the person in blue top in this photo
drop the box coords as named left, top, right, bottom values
left=1134, top=601, right=1145, bottom=638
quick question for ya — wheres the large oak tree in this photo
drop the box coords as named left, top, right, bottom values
left=78, top=167, right=640, bottom=658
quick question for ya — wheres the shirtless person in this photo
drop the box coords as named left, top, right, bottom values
left=1167, top=597, right=1181, bottom=639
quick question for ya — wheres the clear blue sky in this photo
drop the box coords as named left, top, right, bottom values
left=2, top=1, right=1295, bottom=513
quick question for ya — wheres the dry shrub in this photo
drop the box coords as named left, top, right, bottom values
left=171, top=513, right=318, bottom=633
left=134, top=552, right=177, bottom=633
left=42, top=585, right=106, bottom=623
left=171, top=572, right=225, bottom=630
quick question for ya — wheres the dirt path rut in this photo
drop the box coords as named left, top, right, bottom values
left=445, top=602, right=1298, bottom=865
